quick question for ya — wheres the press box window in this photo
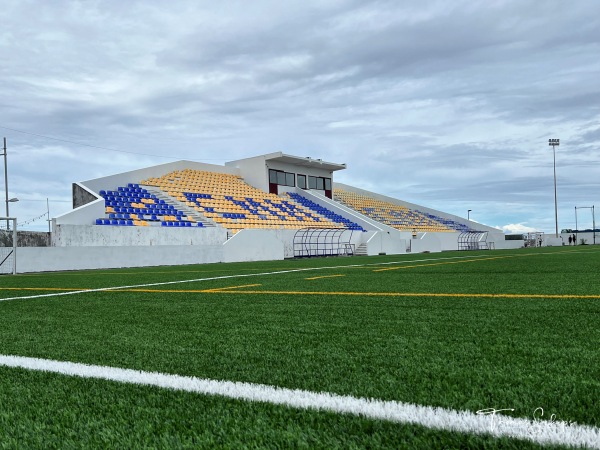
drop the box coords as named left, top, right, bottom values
left=269, top=169, right=295, bottom=187
left=277, top=171, right=286, bottom=185
left=269, top=170, right=278, bottom=184
left=297, top=174, right=307, bottom=189
left=286, top=172, right=295, bottom=186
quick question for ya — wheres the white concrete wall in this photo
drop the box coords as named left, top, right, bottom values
left=228, top=156, right=270, bottom=193
left=16, top=245, right=224, bottom=273
left=410, top=233, right=443, bottom=253
left=55, top=195, right=105, bottom=226
left=365, top=231, right=408, bottom=255
left=561, top=231, right=599, bottom=246
left=371, top=231, right=456, bottom=253
left=429, top=232, right=460, bottom=251
left=52, top=224, right=227, bottom=247
left=493, top=240, right=525, bottom=250
left=223, top=229, right=285, bottom=262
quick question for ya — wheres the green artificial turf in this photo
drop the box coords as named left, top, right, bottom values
left=0, top=247, right=598, bottom=448
left=0, top=366, right=565, bottom=449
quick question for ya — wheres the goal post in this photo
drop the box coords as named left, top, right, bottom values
left=0, top=218, right=17, bottom=275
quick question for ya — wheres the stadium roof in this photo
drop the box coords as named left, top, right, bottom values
left=230, top=152, right=347, bottom=172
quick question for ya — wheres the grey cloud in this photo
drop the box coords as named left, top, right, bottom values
left=2, top=0, right=600, bottom=232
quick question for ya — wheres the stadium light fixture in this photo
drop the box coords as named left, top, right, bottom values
left=549, top=138, right=560, bottom=238
left=468, top=209, right=472, bottom=221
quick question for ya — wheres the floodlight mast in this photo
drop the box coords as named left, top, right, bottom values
left=549, top=138, right=560, bottom=238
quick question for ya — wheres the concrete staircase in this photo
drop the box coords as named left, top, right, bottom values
left=141, top=185, right=216, bottom=227
left=355, top=243, right=368, bottom=256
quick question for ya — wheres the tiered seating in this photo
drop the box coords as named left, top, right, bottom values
left=96, top=184, right=203, bottom=227
left=141, top=170, right=343, bottom=233
left=333, top=189, right=453, bottom=232
left=286, top=193, right=365, bottom=231
left=423, top=213, right=472, bottom=232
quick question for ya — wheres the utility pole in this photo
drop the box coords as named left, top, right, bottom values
left=47, top=198, right=51, bottom=233
left=549, top=139, right=560, bottom=238
left=3, top=138, right=19, bottom=230
left=3, top=137, right=8, bottom=221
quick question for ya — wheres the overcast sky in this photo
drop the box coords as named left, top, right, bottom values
left=2, top=0, right=599, bottom=233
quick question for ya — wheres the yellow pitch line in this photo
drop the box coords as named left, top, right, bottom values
left=203, top=290, right=600, bottom=299
left=200, top=284, right=262, bottom=292
left=213, top=290, right=600, bottom=299
left=305, top=274, right=345, bottom=280
left=110, top=284, right=263, bottom=294
left=373, top=255, right=515, bottom=272
left=97, top=289, right=600, bottom=299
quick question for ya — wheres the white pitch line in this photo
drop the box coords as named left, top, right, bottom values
left=0, top=253, right=504, bottom=303
left=1, top=354, right=598, bottom=448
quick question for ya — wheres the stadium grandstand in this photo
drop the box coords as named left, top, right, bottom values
left=8, top=152, right=508, bottom=273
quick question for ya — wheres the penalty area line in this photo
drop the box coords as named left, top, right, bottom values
left=0, top=355, right=598, bottom=448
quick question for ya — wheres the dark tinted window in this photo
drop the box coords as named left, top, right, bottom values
left=269, top=169, right=278, bottom=184
left=285, top=172, right=295, bottom=186
left=298, top=174, right=306, bottom=189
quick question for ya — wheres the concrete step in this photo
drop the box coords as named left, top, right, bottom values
left=355, top=243, right=368, bottom=256
left=141, top=185, right=216, bottom=227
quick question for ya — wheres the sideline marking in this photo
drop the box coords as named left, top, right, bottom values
left=0, top=354, right=598, bottom=448
left=0, top=251, right=586, bottom=303
left=0, top=287, right=89, bottom=292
